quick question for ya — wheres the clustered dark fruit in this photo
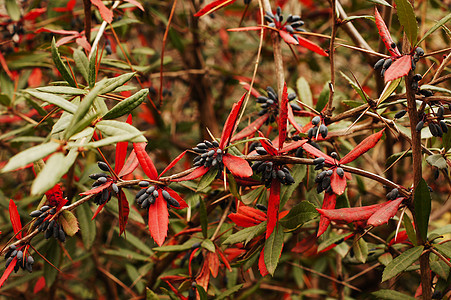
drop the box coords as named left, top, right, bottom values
left=411, top=47, right=424, bottom=70
left=89, top=161, right=120, bottom=205
left=135, top=181, right=180, bottom=210
left=256, top=86, right=299, bottom=124
left=265, top=7, right=305, bottom=42
left=307, top=116, right=328, bottom=140
left=386, top=188, right=399, bottom=200
left=192, top=140, right=223, bottom=169
left=415, top=105, right=448, bottom=137
left=30, top=205, right=66, bottom=242
left=4, top=245, right=35, bottom=273
left=251, top=146, right=295, bottom=187
left=313, top=154, right=343, bottom=194
left=374, top=47, right=424, bottom=77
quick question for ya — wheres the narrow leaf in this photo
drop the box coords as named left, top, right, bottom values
left=317, top=192, right=337, bottom=237
left=223, top=154, right=253, bottom=178
left=279, top=83, right=288, bottom=147
left=223, top=221, right=266, bottom=245
left=0, top=257, right=17, bottom=288
left=339, top=130, right=384, bottom=165
left=297, top=36, right=328, bottom=56
left=378, top=77, right=402, bottom=104
left=133, top=143, right=158, bottom=180
left=171, top=166, right=209, bottom=182
left=316, top=202, right=387, bottom=223
left=301, top=142, right=334, bottom=164
left=394, top=0, right=418, bottom=45
left=2, top=142, right=60, bottom=173
left=5, top=0, right=21, bottom=21
left=384, top=55, right=413, bottom=83
left=118, top=149, right=139, bottom=178
left=99, top=73, right=136, bottom=95
left=434, top=244, right=451, bottom=260
left=159, top=150, right=187, bottom=178
left=278, top=200, right=319, bottom=231
left=194, top=0, right=236, bottom=17
left=60, top=210, right=79, bottom=236
left=353, top=235, right=368, bottom=263
left=73, top=49, right=89, bottom=83
left=79, top=181, right=112, bottom=196
left=26, top=90, right=77, bottom=114
left=51, top=37, right=76, bottom=87
left=228, top=26, right=261, bottom=32
left=416, top=13, right=451, bottom=46
left=266, top=180, right=280, bottom=239
left=220, top=93, right=246, bottom=149
left=279, top=30, right=299, bottom=45
left=258, top=248, right=269, bottom=276
left=264, top=224, right=284, bottom=276
left=382, top=246, right=424, bottom=281
left=231, top=115, right=268, bottom=142
left=330, top=168, right=347, bottom=195
left=118, top=190, right=129, bottom=235
left=372, top=289, right=416, bottom=300
left=9, top=199, right=22, bottom=238
left=77, top=203, right=96, bottom=249
left=413, top=178, right=431, bottom=241
left=367, top=197, right=404, bottom=227
left=374, top=8, right=401, bottom=56
left=297, top=77, right=313, bottom=107
left=148, top=193, right=169, bottom=246
left=197, top=167, right=218, bottom=192
left=91, top=0, right=113, bottom=23
left=103, top=89, right=148, bottom=120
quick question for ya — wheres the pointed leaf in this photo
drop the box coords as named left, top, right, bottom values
left=220, top=93, right=245, bottom=149
left=165, top=188, right=188, bottom=209
left=77, top=203, right=96, bottom=249
left=92, top=202, right=108, bottom=220
left=60, top=210, right=79, bottom=236
left=228, top=26, right=262, bottom=32
left=257, top=132, right=278, bottom=156
left=133, top=143, right=158, bottom=180
left=330, top=168, right=347, bottom=195
left=279, top=83, right=288, bottom=147
left=317, top=192, right=337, bottom=237
left=278, top=200, right=319, bottom=231
left=26, top=90, right=78, bottom=114
left=302, top=142, right=334, bottom=164
left=80, top=181, right=112, bottom=196
left=379, top=77, right=402, bottom=104
left=91, top=0, right=113, bottom=23
left=73, top=49, right=89, bottom=83
left=51, top=37, right=76, bottom=87
left=117, top=190, right=129, bottom=235
left=9, top=199, right=22, bottom=238
left=197, top=167, right=219, bottom=192
left=264, top=224, right=284, bottom=276
left=353, top=235, right=368, bottom=263
left=148, top=193, right=169, bottom=246
left=99, top=73, right=136, bottom=95
left=117, top=149, right=139, bottom=178
left=266, top=180, right=280, bottom=239
left=279, top=30, right=299, bottom=45
left=223, top=221, right=266, bottom=245
left=231, top=115, right=268, bottom=142
left=0, top=257, right=17, bottom=288
left=114, top=115, right=132, bottom=174
left=416, top=13, right=451, bottom=46
left=223, top=154, right=253, bottom=178
left=194, top=0, right=236, bottom=17
left=339, top=130, right=384, bottom=165
left=394, top=0, right=418, bottom=45
left=367, top=197, right=403, bottom=227
left=171, top=166, right=209, bottom=182
left=297, top=36, right=328, bottom=56
left=434, top=244, right=451, bottom=260
left=160, top=151, right=187, bottom=178
left=374, top=8, right=402, bottom=56
left=316, top=202, right=387, bottom=223
left=103, top=89, right=149, bottom=120
left=2, top=142, right=60, bottom=173
left=384, top=55, right=413, bottom=83
left=382, top=246, right=424, bottom=281
left=413, top=178, right=431, bottom=241
left=124, top=0, right=144, bottom=11
left=258, top=249, right=269, bottom=276
left=371, top=289, right=416, bottom=300
left=287, top=104, right=304, bottom=133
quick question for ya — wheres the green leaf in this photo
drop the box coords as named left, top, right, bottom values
left=5, top=0, right=21, bottom=21
left=378, top=252, right=393, bottom=266
left=153, top=240, right=199, bottom=252
left=280, top=164, right=306, bottom=206
left=82, top=133, right=143, bottom=149
left=394, top=0, right=418, bottom=45
left=95, top=119, right=146, bottom=143
left=125, top=264, right=146, bottom=293
left=430, top=260, right=450, bottom=280
left=199, top=197, right=208, bottom=239
left=264, top=224, right=284, bottom=276
left=416, top=13, right=451, bottom=46
left=420, top=84, right=451, bottom=95
left=296, top=77, right=312, bottom=107
left=201, top=239, right=216, bottom=252
left=99, top=72, right=136, bottom=94
left=379, top=78, right=402, bottom=104
left=103, top=88, right=149, bottom=120
left=342, top=15, right=375, bottom=24
left=43, top=239, right=61, bottom=287
left=64, top=112, right=98, bottom=140
left=216, top=284, right=243, bottom=300
left=118, top=229, right=153, bottom=256
left=60, top=210, right=79, bottom=236
left=278, top=200, right=319, bottom=231
left=366, top=0, right=393, bottom=7
left=340, top=72, right=368, bottom=102
left=382, top=246, right=424, bottom=282
left=88, top=50, right=97, bottom=88
left=434, top=243, right=451, bottom=260
left=196, top=285, right=208, bottom=300
left=353, top=235, right=368, bottom=263
left=51, top=37, right=76, bottom=87
left=26, top=90, right=78, bottom=114
left=1, top=142, right=60, bottom=173
left=371, top=289, right=416, bottom=300
left=444, top=128, right=451, bottom=152
left=223, top=221, right=266, bottom=245
left=317, top=233, right=351, bottom=252
left=36, top=86, right=86, bottom=95
left=413, top=178, right=431, bottom=241
left=227, top=173, right=241, bottom=200
left=403, top=213, right=417, bottom=246
left=146, top=288, right=159, bottom=300
left=241, top=186, right=265, bottom=205
left=77, top=203, right=96, bottom=250
left=429, top=224, right=451, bottom=236
left=197, top=168, right=217, bottom=192
left=316, top=83, right=329, bottom=112
left=73, top=49, right=89, bottom=83
left=426, top=154, right=447, bottom=169
left=31, top=148, right=79, bottom=195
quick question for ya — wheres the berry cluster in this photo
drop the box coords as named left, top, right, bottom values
left=4, top=245, right=34, bottom=273
left=308, top=116, right=328, bottom=140
left=135, top=181, right=180, bottom=209
left=374, top=47, right=424, bottom=76
left=89, top=161, right=119, bottom=205
left=192, top=140, right=223, bottom=169
left=313, top=154, right=344, bottom=194
left=251, top=147, right=295, bottom=187
left=256, top=86, right=299, bottom=124
left=30, top=205, right=66, bottom=242
left=265, top=7, right=305, bottom=42
left=415, top=105, right=448, bottom=137
left=410, top=73, right=434, bottom=97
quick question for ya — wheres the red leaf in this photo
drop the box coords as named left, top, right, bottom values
left=388, top=230, right=409, bottom=246
left=258, top=131, right=278, bottom=156
left=287, top=104, right=304, bottom=133
left=297, top=36, right=329, bottom=56
left=165, top=188, right=188, bottom=209
left=117, top=190, right=129, bottom=235
left=317, top=192, right=336, bottom=237
left=367, top=198, right=403, bottom=227
left=171, top=166, right=209, bottom=182
left=148, top=192, right=169, bottom=246
left=339, top=130, right=384, bottom=165
left=238, top=206, right=267, bottom=222
left=118, top=149, right=139, bottom=178
left=319, top=232, right=354, bottom=253
left=0, top=257, right=17, bottom=288
left=292, top=234, right=318, bottom=256
left=219, top=93, right=246, bottom=149
left=91, top=0, right=113, bottom=23
left=9, top=199, right=22, bottom=238
left=55, top=34, right=79, bottom=47
left=279, top=140, right=307, bottom=154
left=301, top=142, right=334, bottom=164
left=266, top=180, right=280, bottom=239
left=223, top=154, right=253, bottom=178
left=316, top=202, right=387, bottom=223
left=28, top=68, right=42, bottom=88
left=279, top=30, right=299, bottom=45
left=80, top=181, right=112, bottom=196
left=23, top=8, right=47, bottom=20
left=33, top=276, right=46, bottom=294
left=75, top=36, right=91, bottom=52
left=231, top=114, right=268, bottom=142
left=194, top=0, right=237, bottom=17
left=133, top=143, right=158, bottom=180
left=196, top=257, right=210, bottom=291
left=229, top=212, right=262, bottom=227
left=54, top=0, right=76, bottom=12
left=228, top=26, right=262, bottom=32
left=0, top=52, right=13, bottom=79
left=36, top=28, right=80, bottom=35
left=258, top=248, right=269, bottom=276
left=92, top=201, right=108, bottom=220
left=216, top=247, right=232, bottom=272
left=124, top=0, right=145, bottom=11
left=114, top=115, right=132, bottom=174
left=279, top=83, right=288, bottom=147
left=330, top=169, right=347, bottom=195
left=207, top=251, right=220, bottom=278
left=384, top=55, right=413, bottom=83
left=240, top=81, right=261, bottom=98
left=160, top=150, right=187, bottom=178
left=374, top=8, right=401, bottom=56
